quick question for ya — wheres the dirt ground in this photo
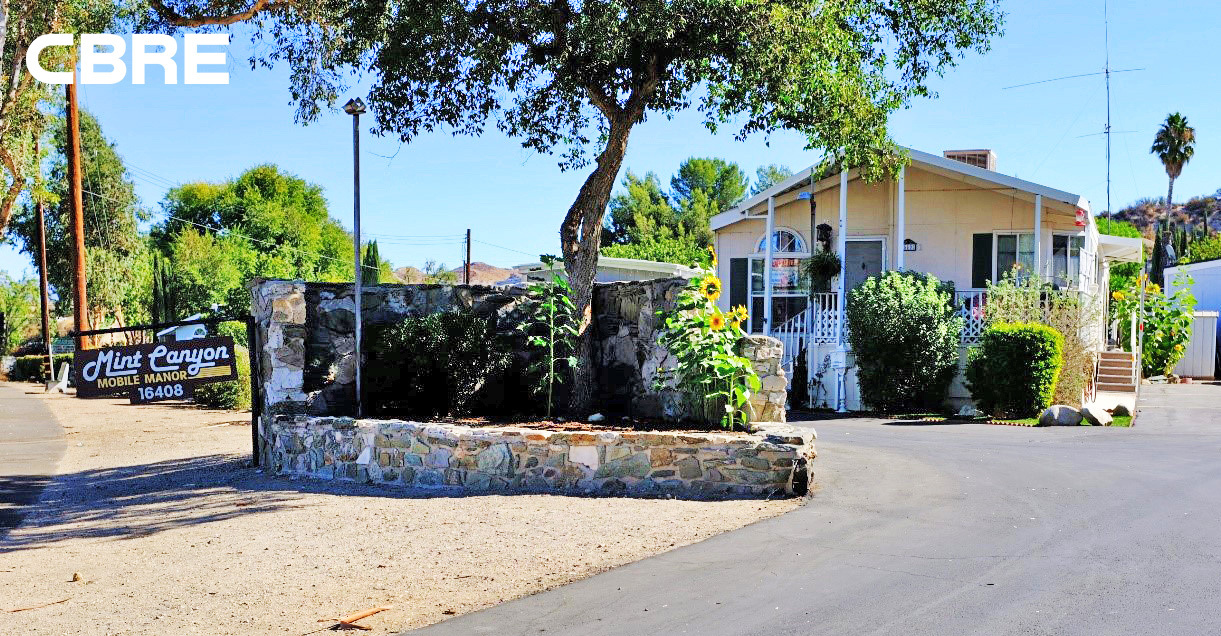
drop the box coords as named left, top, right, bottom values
left=0, top=384, right=800, bottom=635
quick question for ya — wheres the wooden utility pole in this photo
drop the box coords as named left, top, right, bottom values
left=33, top=140, right=53, bottom=370
left=464, top=229, right=471, bottom=285
left=66, top=78, right=89, bottom=350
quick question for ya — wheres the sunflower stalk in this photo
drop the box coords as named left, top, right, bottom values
left=654, top=248, right=761, bottom=429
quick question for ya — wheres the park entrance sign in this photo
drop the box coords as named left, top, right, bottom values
left=73, top=336, right=238, bottom=404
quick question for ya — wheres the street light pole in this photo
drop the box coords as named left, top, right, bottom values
left=344, top=98, right=367, bottom=417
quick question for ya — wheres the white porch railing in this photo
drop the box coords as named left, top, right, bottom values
left=955, top=290, right=988, bottom=345
left=771, top=293, right=840, bottom=386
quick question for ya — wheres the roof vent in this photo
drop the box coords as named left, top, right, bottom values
left=943, top=149, right=997, bottom=171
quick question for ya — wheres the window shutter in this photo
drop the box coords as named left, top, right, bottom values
left=971, top=233, right=993, bottom=288
left=729, top=258, right=748, bottom=309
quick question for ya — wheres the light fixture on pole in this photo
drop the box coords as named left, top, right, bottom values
left=344, top=97, right=366, bottom=417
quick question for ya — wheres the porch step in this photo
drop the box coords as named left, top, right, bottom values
left=1098, top=381, right=1137, bottom=393
left=1100, top=350, right=1135, bottom=361
left=1099, top=360, right=1131, bottom=370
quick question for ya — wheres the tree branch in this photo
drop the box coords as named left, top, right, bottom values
left=147, top=0, right=291, bottom=27
left=0, top=144, right=22, bottom=237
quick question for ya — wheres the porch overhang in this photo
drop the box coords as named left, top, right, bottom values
left=711, top=146, right=1091, bottom=232
left=1097, top=234, right=1144, bottom=264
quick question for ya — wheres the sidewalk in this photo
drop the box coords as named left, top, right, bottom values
left=0, top=383, right=64, bottom=533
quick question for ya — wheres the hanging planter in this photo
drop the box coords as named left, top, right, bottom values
left=804, top=250, right=841, bottom=293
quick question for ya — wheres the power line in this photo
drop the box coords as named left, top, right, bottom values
left=81, top=187, right=382, bottom=273
left=473, top=239, right=539, bottom=259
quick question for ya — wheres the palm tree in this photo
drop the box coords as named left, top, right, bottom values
left=1150, top=112, right=1196, bottom=221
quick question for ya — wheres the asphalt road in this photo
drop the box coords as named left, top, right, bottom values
left=408, top=383, right=1221, bottom=636
left=0, top=382, right=64, bottom=534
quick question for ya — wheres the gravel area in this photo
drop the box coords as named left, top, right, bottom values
left=0, top=385, right=800, bottom=635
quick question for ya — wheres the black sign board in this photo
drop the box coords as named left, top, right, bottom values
left=73, top=336, right=239, bottom=404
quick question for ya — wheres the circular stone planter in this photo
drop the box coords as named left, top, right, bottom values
left=262, top=416, right=816, bottom=498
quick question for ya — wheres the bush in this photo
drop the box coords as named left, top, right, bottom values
left=195, top=344, right=252, bottom=410
left=1183, top=235, right=1221, bottom=264
left=365, top=310, right=510, bottom=417
left=966, top=322, right=1064, bottom=418
left=845, top=271, right=963, bottom=412
left=7, top=354, right=73, bottom=382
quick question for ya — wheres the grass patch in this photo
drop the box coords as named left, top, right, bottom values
left=988, top=417, right=1041, bottom=427
left=1110, top=415, right=1132, bottom=427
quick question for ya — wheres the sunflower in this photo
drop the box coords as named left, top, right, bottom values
left=709, top=311, right=727, bottom=331
left=698, top=275, right=722, bottom=302
left=708, top=246, right=718, bottom=268
left=1148, top=283, right=1161, bottom=294
left=732, top=305, right=749, bottom=323
left=1112, top=290, right=1125, bottom=301
left=1174, top=343, right=1185, bottom=352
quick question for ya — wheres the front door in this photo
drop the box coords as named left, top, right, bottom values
left=844, top=239, right=885, bottom=291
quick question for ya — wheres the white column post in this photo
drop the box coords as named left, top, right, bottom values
left=764, top=196, right=775, bottom=336
left=1034, top=194, right=1043, bottom=280
left=836, top=168, right=848, bottom=347
left=896, top=165, right=906, bottom=271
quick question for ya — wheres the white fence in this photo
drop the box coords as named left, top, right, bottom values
left=1173, top=311, right=1219, bottom=379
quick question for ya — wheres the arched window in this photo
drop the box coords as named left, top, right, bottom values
left=756, top=228, right=807, bottom=254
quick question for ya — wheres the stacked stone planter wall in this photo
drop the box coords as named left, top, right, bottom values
left=262, top=416, right=815, bottom=497
left=250, top=278, right=798, bottom=498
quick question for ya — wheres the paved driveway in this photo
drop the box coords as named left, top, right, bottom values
left=407, top=383, right=1221, bottom=635
left=0, top=383, right=64, bottom=534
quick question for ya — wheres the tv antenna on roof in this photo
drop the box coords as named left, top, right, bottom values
left=1003, top=0, right=1142, bottom=216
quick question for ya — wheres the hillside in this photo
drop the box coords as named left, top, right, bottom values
left=1108, top=193, right=1220, bottom=236
left=392, top=262, right=522, bottom=285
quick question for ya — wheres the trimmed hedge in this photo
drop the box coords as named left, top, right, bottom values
left=966, top=322, right=1064, bottom=418
left=194, top=344, right=252, bottom=410
left=846, top=271, right=963, bottom=412
left=6, top=354, right=73, bottom=383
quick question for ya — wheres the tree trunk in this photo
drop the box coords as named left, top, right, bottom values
left=1167, top=176, right=1175, bottom=224
left=560, top=116, right=635, bottom=414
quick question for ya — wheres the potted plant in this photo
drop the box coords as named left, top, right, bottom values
left=804, top=250, right=841, bottom=293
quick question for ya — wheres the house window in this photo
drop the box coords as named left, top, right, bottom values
left=996, top=232, right=1035, bottom=281
left=1051, top=234, right=1084, bottom=289
left=747, top=228, right=810, bottom=333
left=756, top=229, right=807, bottom=254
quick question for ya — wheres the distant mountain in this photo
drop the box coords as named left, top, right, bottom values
left=392, top=262, right=523, bottom=285
left=1108, top=193, right=1220, bottom=236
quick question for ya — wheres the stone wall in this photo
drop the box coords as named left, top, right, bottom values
left=252, top=278, right=786, bottom=421
left=262, top=416, right=815, bottom=498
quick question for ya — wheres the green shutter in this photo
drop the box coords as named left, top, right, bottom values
left=971, top=233, right=993, bottom=288
left=729, top=258, right=748, bottom=309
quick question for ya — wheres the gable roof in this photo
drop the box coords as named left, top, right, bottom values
left=712, top=146, right=1091, bottom=231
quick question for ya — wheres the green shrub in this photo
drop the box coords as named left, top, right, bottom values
left=966, top=322, right=1063, bottom=418
left=365, top=310, right=510, bottom=417
left=845, top=271, right=963, bottom=412
left=1183, top=235, right=1221, bottom=264
left=194, top=344, right=252, bottom=410
left=7, top=354, right=72, bottom=382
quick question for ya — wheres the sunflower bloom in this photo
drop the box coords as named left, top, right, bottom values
left=709, top=312, right=727, bottom=331
left=733, top=305, right=749, bottom=322
left=1174, top=343, right=1185, bottom=352
left=1112, top=291, right=1125, bottom=301
left=708, top=246, right=718, bottom=268
left=698, top=276, right=722, bottom=302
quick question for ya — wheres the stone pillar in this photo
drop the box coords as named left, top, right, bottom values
left=742, top=335, right=787, bottom=423
left=251, top=279, right=308, bottom=415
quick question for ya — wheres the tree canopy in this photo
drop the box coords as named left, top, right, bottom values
left=151, top=164, right=360, bottom=317
left=6, top=109, right=148, bottom=327
left=752, top=164, right=795, bottom=195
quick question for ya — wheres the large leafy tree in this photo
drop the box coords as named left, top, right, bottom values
left=0, top=0, right=125, bottom=236
left=670, top=158, right=746, bottom=215
left=7, top=109, right=149, bottom=328
left=604, top=171, right=676, bottom=246
left=143, top=0, right=1004, bottom=410
left=152, top=164, right=356, bottom=316
left=752, top=164, right=795, bottom=195
left=1151, top=112, right=1195, bottom=221
left=0, top=270, right=38, bottom=354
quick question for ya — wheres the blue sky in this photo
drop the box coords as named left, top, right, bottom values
left=2, top=0, right=1216, bottom=278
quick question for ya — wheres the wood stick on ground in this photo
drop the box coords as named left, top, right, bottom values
left=7, top=598, right=71, bottom=613
left=318, top=605, right=393, bottom=630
